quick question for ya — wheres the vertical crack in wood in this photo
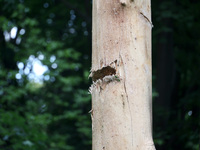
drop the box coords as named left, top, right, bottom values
left=119, top=7, right=134, bottom=146
left=120, top=54, right=134, bottom=147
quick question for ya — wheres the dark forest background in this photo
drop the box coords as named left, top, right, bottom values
left=0, top=0, right=199, bottom=150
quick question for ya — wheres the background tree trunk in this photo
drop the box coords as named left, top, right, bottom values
left=90, top=0, right=156, bottom=149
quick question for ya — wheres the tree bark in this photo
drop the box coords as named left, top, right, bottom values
left=90, top=0, right=155, bottom=149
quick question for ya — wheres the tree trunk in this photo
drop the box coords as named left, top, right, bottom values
left=90, top=0, right=155, bottom=149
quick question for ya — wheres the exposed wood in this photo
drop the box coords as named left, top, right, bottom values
left=90, top=0, right=155, bottom=149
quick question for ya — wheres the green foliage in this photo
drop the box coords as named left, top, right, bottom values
left=0, top=0, right=91, bottom=149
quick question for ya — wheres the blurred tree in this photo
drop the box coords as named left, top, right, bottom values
left=152, top=0, right=200, bottom=149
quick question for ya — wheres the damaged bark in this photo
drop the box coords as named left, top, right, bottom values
left=91, top=66, right=116, bottom=82
left=90, top=0, right=155, bottom=149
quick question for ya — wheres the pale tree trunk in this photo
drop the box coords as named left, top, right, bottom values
left=89, top=0, right=155, bottom=149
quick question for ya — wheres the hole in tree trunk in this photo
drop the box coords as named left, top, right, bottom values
left=91, top=66, right=116, bottom=82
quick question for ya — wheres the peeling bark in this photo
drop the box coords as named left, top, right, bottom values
left=91, top=0, right=155, bottom=149
left=140, top=12, right=154, bottom=27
